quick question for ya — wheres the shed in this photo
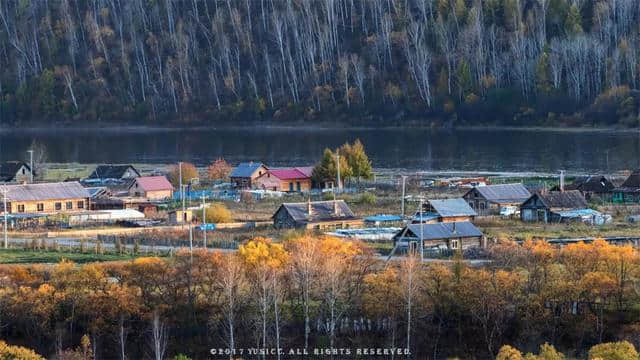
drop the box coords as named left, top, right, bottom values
left=412, top=198, right=477, bottom=223
left=463, top=183, right=531, bottom=215
left=169, top=209, right=194, bottom=224
left=393, top=221, right=484, bottom=252
left=272, top=200, right=363, bottom=230
left=520, top=190, right=589, bottom=223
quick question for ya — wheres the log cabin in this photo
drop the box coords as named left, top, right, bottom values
left=520, top=190, right=589, bottom=223
left=411, top=198, right=477, bottom=224
left=393, top=221, right=485, bottom=253
left=463, top=183, right=531, bottom=215
left=273, top=199, right=363, bottom=230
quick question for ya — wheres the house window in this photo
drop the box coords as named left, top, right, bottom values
left=296, top=182, right=301, bottom=191
left=77, top=201, right=84, bottom=209
left=289, top=182, right=294, bottom=192
left=451, top=239, right=460, bottom=250
left=469, top=202, right=474, bottom=209
left=55, top=202, right=62, bottom=211
left=66, top=202, right=73, bottom=210
left=21, top=168, right=25, bottom=174
left=479, top=203, right=485, bottom=210
left=17, top=204, right=25, bottom=213
left=37, top=203, right=44, bottom=212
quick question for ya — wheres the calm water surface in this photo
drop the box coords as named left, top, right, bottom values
left=2, top=127, right=639, bottom=173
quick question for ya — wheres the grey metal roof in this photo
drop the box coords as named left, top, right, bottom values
left=469, top=183, right=531, bottom=203
left=276, top=200, right=356, bottom=223
left=428, top=198, right=476, bottom=217
left=230, top=162, right=265, bottom=178
left=2, top=182, right=90, bottom=202
left=535, top=190, right=588, bottom=209
left=398, top=221, right=483, bottom=241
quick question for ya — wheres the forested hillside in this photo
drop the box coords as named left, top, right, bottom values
left=1, top=0, right=640, bottom=127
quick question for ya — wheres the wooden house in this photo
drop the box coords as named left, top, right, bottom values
left=0, top=161, right=33, bottom=183
left=613, top=170, right=640, bottom=203
left=272, top=200, right=363, bottom=230
left=0, top=182, right=89, bottom=215
left=551, top=175, right=615, bottom=200
left=230, top=162, right=268, bottom=189
left=411, top=198, right=476, bottom=224
left=254, top=168, right=312, bottom=192
left=129, top=176, right=173, bottom=200
left=393, top=222, right=484, bottom=253
left=87, top=164, right=140, bottom=180
left=520, top=190, right=589, bottom=223
left=463, top=183, right=531, bottom=215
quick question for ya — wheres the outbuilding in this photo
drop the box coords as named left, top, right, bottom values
left=230, top=162, right=268, bottom=189
left=411, top=198, right=476, bottom=224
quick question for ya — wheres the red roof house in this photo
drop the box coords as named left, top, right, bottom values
left=129, top=176, right=174, bottom=200
left=254, top=168, right=312, bottom=192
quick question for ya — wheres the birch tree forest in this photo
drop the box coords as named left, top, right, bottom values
left=1, top=0, right=640, bottom=126
left=2, top=237, right=640, bottom=359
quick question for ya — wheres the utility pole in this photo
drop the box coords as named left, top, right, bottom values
left=336, top=150, right=341, bottom=192
left=401, top=175, right=407, bottom=217
left=179, top=162, right=183, bottom=204
left=202, top=194, right=207, bottom=249
left=419, top=197, right=424, bottom=261
left=1, top=186, right=8, bottom=249
left=27, top=150, right=33, bottom=183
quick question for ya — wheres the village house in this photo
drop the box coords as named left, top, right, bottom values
left=520, top=190, right=589, bottom=223
left=254, top=168, right=312, bottom=192
left=462, top=183, right=531, bottom=215
left=128, top=176, right=173, bottom=200
left=0, top=161, right=33, bottom=183
left=86, top=164, right=140, bottom=180
left=0, top=181, right=89, bottom=214
left=551, top=175, right=615, bottom=200
left=393, top=221, right=485, bottom=253
left=230, top=162, right=268, bottom=189
left=613, top=169, right=640, bottom=203
left=272, top=199, right=363, bottom=230
left=411, top=198, right=476, bottom=224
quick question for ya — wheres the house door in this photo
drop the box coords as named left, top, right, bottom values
left=289, top=182, right=294, bottom=192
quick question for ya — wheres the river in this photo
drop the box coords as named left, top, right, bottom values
left=2, top=127, right=639, bottom=173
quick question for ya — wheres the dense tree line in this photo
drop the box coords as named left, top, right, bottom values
left=1, top=237, right=640, bottom=359
left=2, top=0, right=640, bottom=127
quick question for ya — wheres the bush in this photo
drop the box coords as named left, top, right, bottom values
left=0, top=340, right=44, bottom=360
left=359, top=192, right=377, bottom=205
left=588, top=341, right=638, bottom=360
left=205, top=203, right=233, bottom=224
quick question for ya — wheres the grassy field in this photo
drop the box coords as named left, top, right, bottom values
left=0, top=249, right=140, bottom=264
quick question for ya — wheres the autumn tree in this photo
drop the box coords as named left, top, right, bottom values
left=339, top=139, right=374, bottom=184
left=207, top=158, right=232, bottom=181
left=0, top=340, right=44, bottom=360
left=588, top=341, right=638, bottom=360
left=312, top=148, right=353, bottom=188
left=168, top=162, right=199, bottom=187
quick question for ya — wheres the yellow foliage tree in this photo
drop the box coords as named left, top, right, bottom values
left=0, top=340, right=44, bottom=360
left=588, top=341, right=638, bottom=360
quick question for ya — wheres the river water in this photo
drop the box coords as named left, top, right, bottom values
left=2, top=127, right=639, bottom=174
